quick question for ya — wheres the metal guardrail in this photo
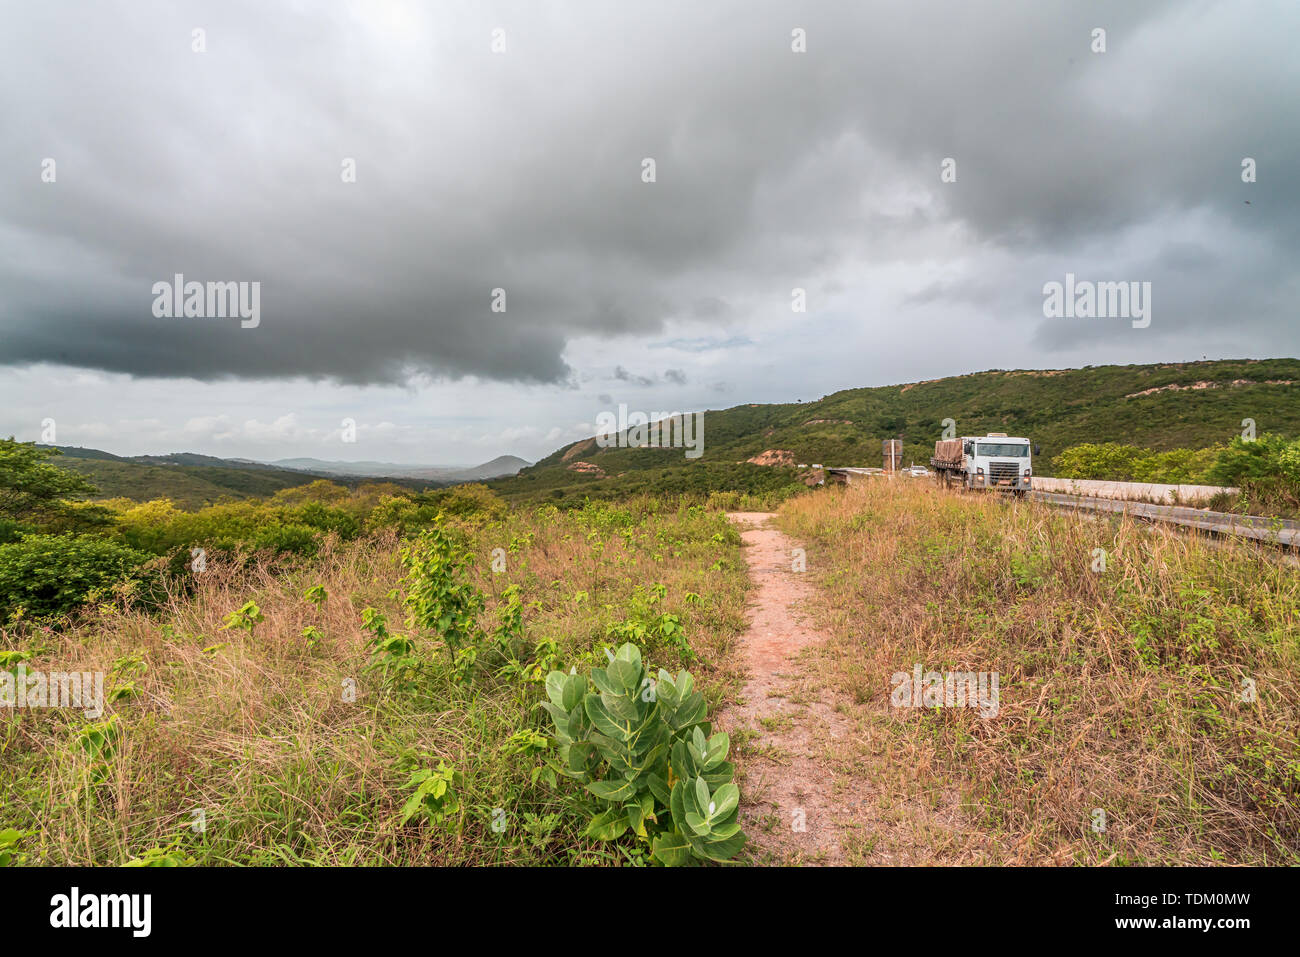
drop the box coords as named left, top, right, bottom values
left=1031, top=491, right=1300, bottom=548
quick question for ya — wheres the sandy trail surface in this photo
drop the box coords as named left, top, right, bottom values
left=719, top=511, right=872, bottom=864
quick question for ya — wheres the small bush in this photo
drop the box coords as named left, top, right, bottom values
left=0, top=534, right=151, bottom=619
left=250, top=523, right=320, bottom=556
left=292, top=502, right=359, bottom=539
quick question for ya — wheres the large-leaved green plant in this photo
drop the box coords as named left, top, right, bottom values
left=541, top=642, right=745, bottom=865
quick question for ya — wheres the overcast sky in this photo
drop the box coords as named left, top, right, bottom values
left=1, top=0, right=1296, bottom=464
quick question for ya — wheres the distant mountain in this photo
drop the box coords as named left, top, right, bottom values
left=265, top=454, right=530, bottom=481
left=454, top=455, right=533, bottom=481
left=36, top=446, right=525, bottom=509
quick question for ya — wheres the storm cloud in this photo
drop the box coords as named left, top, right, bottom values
left=2, top=0, right=1295, bottom=393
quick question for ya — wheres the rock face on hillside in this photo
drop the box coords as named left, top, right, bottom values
left=746, top=449, right=796, bottom=467
left=1125, top=379, right=1293, bottom=398
left=566, top=460, right=605, bottom=477
left=562, top=438, right=597, bottom=462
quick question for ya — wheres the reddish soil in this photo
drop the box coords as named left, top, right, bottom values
left=745, top=450, right=796, bottom=467
left=719, top=512, right=872, bottom=864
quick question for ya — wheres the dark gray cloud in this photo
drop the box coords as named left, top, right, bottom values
left=612, top=366, right=654, bottom=386
left=1, top=0, right=1297, bottom=388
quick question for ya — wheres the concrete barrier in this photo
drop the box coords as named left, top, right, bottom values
left=1032, top=477, right=1237, bottom=506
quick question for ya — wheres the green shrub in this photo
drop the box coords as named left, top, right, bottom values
left=112, top=499, right=188, bottom=553
left=428, top=484, right=508, bottom=520
left=401, top=522, right=485, bottom=679
left=0, top=534, right=151, bottom=619
left=365, top=495, right=440, bottom=535
left=269, top=480, right=350, bottom=506
left=1206, top=434, right=1300, bottom=516
left=1052, top=442, right=1221, bottom=485
left=1207, top=434, right=1300, bottom=486
left=541, top=642, right=746, bottom=865
left=292, top=502, right=359, bottom=539
left=1052, top=443, right=1146, bottom=481
left=1130, top=447, right=1218, bottom=485
left=250, top=523, right=320, bottom=556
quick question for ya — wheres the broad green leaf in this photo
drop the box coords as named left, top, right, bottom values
left=585, top=809, right=630, bottom=841
left=707, top=813, right=743, bottom=840
left=615, top=642, right=642, bottom=673
left=651, top=831, right=693, bottom=867
left=587, top=777, right=637, bottom=802
left=710, top=783, right=739, bottom=820
left=625, top=802, right=647, bottom=838
left=591, top=668, right=621, bottom=697
left=585, top=694, right=632, bottom=741
left=692, top=725, right=708, bottom=756
left=684, top=811, right=711, bottom=836
left=539, top=700, right=570, bottom=731
left=647, top=773, right=672, bottom=807
left=607, top=656, right=641, bottom=694
left=670, top=779, right=688, bottom=827
left=562, top=672, right=587, bottom=711
left=545, top=671, right=568, bottom=708
left=601, top=688, right=641, bottom=723
left=694, top=776, right=711, bottom=814
left=695, top=828, right=747, bottom=862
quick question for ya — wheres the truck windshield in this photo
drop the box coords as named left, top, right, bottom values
left=976, top=443, right=1029, bottom=457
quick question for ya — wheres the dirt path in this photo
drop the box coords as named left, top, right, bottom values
left=720, top=512, right=875, bottom=865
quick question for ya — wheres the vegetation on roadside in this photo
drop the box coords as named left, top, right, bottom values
left=1051, top=434, right=1300, bottom=518
left=1050, top=443, right=1221, bottom=485
left=777, top=481, right=1299, bottom=865
left=0, top=495, right=751, bottom=865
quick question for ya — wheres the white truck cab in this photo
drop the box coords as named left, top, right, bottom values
left=932, top=432, right=1038, bottom=494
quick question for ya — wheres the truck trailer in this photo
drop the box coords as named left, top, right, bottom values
left=930, top=433, right=1038, bottom=495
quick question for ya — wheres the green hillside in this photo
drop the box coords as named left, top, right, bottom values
left=491, top=358, right=1300, bottom=502
left=54, top=459, right=324, bottom=508
left=45, top=449, right=436, bottom=509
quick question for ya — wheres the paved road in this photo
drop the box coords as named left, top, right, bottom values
left=1032, top=491, right=1300, bottom=548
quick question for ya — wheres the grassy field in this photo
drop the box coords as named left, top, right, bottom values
left=776, top=481, right=1299, bottom=865
left=0, top=498, right=751, bottom=865
left=5, top=456, right=1298, bottom=867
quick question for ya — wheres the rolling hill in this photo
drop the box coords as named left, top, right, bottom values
left=490, top=358, right=1300, bottom=502
left=41, top=447, right=438, bottom=509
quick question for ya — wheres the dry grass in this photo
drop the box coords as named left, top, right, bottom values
left=1, top=498, right=750, bottom=865
left=777, top=481, right=1300, bottom=865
